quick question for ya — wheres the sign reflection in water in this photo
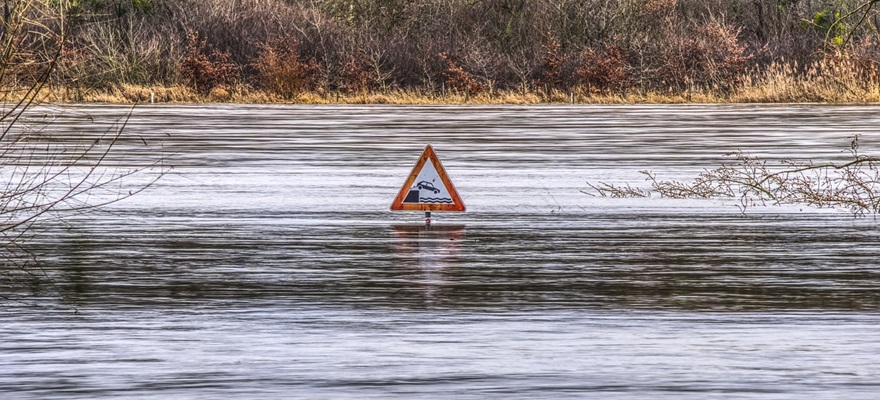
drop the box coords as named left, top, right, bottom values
left=392, top=224, right=466, bottom=305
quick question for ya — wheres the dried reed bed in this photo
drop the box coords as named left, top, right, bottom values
left=734, top=57, right=880, bottom=103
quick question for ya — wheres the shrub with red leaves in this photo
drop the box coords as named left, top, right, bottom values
left=179, top=30, right=240, bottom=93
left=437, top=52, right=485, bottom=94
left=539, top=34, right=567, bottom=90
left=576, top=46, right=631, bottom=94
left=338, top=51, right=371, bottom=94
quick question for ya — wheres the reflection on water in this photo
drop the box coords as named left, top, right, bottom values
left=391, top=224, right=467, bottom=304
left=4, top=105, right=880, bottom=399
left=14, top=211, right=879, bottom=312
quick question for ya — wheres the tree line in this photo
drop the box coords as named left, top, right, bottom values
left=5, top=0, right=880, bottom=101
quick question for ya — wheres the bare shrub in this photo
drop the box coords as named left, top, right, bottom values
left=1, top=0, right=62, bottom=90
left=162, top=0, right=301, bottom=66
left=53, top=1, right=180, bottom=90
left=583, top=182, right=650, bottom=198
left=654, top=19, right=751, bottom=91
left=844, top=38, right=880, bottom=77
left=588, top=136, right=880, bottom=216
left=506, top=46, right=540, bottom=93
left=695, top=20, right=752, bottom=90
left=641, top=0, right=678, bottom=16
left=361, top=39, right=397, bottom=93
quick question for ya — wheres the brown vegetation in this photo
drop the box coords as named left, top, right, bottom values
left=179, top=30, right=240, bottom=94
left=5, top=0, right=880, bottom=103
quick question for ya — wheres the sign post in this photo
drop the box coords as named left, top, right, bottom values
left=390, top=145, right=466, bottom=223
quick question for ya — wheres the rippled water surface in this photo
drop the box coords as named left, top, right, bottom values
left=3, top=104, right=880, bottom=399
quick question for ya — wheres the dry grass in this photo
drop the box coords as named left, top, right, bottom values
left=19, top=58, right=880, bottom=105
left=733, top=59, right=880, bottom=103
left=25, top=86, right=879, bottom=105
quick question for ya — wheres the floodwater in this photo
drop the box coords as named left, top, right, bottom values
left=3, top=104, right=880, bottom=399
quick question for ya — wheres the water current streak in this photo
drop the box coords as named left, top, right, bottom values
left=18, top=211, right=880, bottom=312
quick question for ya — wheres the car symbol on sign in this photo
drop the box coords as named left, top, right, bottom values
left=416, top=181, right=441, bottom=194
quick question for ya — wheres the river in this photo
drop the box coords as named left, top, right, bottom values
left=2, top=104, right=880, bottom=398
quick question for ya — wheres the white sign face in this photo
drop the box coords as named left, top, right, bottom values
left=404, top=161, right=453, bottom=205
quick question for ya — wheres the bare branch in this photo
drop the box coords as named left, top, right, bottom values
left=586, top=136, right=880, bottom=217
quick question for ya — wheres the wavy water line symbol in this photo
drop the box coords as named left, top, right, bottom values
left=420, top=197, right=454, bottom=203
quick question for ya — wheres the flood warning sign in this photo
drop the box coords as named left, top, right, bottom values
left=390, top=145, right=466, bottom=212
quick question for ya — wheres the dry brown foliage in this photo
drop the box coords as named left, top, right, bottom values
left=179, top=30, right=240, bottom=94
left=576, top=46, right=631, bottom=94
left=252, top=38, right=319, bottom=99
left=539, top=34, right=567, bottom=90
left=437, top=52, right=485, bottom=94
left=338, top=51, right=372, bottom=94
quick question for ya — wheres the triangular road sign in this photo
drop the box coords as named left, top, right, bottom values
left=390, top=145, right=466, bottom=212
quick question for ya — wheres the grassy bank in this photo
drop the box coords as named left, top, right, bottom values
left=34, top=85, right=880, bottom=105
left=36, top=58, right=880, bottom=105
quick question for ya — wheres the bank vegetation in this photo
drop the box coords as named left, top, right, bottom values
left=3, top=0, right=880, bottom=104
